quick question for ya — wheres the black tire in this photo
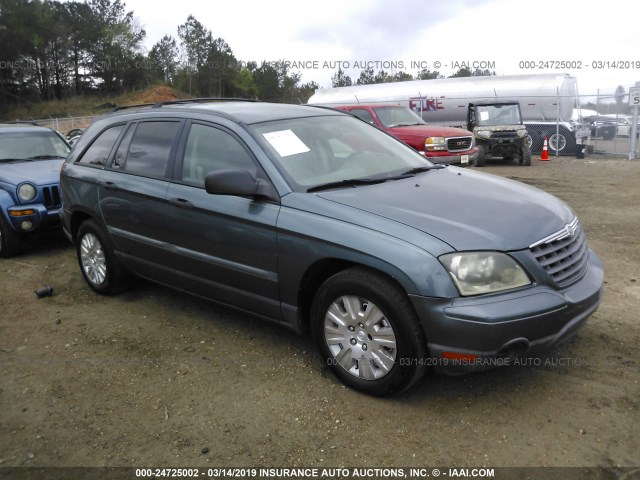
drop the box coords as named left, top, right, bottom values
left=311, top=267, right=428, bottom=396
left=0, top=213, right=24, bottom=258
left=474, top=144, right=487, bottom=167
left=520, top=147, right=532, bottom=166
left=546, top=130, right=576, bottom=155
left=603, top=128, right=616, bottom=141
left=75, top=220, right=130, bottom=294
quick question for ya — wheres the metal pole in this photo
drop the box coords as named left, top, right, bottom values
left=595, top=89, right=599, bottom=153
left=556, top=87, right=560, bottom=157
left=630, top=106, right=639, bottom=160
left=629, top=81, right=640, bottom=160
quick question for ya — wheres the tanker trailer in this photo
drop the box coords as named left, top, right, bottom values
left=308, top=73, right=584, bottom=155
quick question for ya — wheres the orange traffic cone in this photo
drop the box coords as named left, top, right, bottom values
left=540, top=137, right=549, bottom=161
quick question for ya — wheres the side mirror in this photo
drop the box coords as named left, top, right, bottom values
left=204, top=169, right=277, bottom=199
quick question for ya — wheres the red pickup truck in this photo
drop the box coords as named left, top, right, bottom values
left=335, top=104, right=478, bottom=165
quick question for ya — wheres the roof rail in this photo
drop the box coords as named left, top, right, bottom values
left=112, top=103, right=156, bottom=112
left=111, top=97, right=257, bottom=112
left=151, top=97, right=258, bottom=108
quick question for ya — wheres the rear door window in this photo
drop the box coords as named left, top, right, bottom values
left=119, top=121, right=181, bottom=178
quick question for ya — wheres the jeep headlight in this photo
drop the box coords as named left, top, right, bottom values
left=476, top=130, right=491, bottom=139
left=425, top=136, right=446, bottom=151
left=439, top=252, right=531, bottom=296
left=18, top=183, right=37, bottom=202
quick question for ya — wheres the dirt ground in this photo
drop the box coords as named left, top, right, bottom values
left=0, top=155, right=639, bottom=473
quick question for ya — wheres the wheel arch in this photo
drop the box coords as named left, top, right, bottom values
left=296, top=258, right=424, bottom=334
left=68, top=208, right=101, bottom=241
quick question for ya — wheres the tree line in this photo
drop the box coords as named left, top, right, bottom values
left=0, top=0, right=494, bottom=109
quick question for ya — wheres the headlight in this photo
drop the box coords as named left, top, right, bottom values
left=517, top=129, right=527, bottom=137
left=439, top=252, right=531, bottom=296
left=17, top=183, right=37, bottom=202
left=476, top=130, right=491, bottom=139
left=425, top=136, right=446, bottom=151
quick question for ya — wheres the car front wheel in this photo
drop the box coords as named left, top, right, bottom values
left=474, top=144, right=487, bottom=167
left=0, top=214, right=24, bottom=258
left=76, top=220, right=130, bottom=294
left=311, top=267, right=428, bottom=396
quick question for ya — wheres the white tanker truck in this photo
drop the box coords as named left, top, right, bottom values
left=308, top=73, right=586, bottom=157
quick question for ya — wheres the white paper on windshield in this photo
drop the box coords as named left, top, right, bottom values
left=263, top=130, right=310, bottom=157
left=479, top=111, right=489, bottom=121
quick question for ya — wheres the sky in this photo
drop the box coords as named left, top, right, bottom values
left=126, top=0, right=640, bottom=100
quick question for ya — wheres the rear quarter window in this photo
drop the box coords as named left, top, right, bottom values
left=76, top=125, right=125, bottom=166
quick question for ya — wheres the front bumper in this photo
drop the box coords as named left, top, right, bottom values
left=409, top=249, right=604, bottom=374
left=424, top=148, right=478, bottom=166
left=6, top=204, right=61, bottom=235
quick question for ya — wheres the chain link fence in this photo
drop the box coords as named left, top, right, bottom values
left=573, top=91, right=638, bottom=158
left=22, top=115, right=94, bottom=135
left=10, top=89, right=639, bottom=158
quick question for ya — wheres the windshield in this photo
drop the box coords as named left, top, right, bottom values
left=0, top=130, right=71, bottom=160
left=374, top=106, right=425, bottom=128
left=475, top=104, right=522, bottom=126
left=250, top=115, right=432, bottom=191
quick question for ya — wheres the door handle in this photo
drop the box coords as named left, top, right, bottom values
left=100, top=181, right=119, bottom=191
left=169, top=198, right=194, bottom=210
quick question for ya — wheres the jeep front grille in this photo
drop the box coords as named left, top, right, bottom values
left=43, top=186, right=61, bottom=209
left=491, top=132, right=519, bottom=143
left=447, top=136, right=473, bottom=152
left=529, top=218, right=589, bottom=287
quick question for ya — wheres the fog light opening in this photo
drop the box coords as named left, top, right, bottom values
left=497, top=340, right=529, bottom=360
left=20, top=220, right=34, bottom=231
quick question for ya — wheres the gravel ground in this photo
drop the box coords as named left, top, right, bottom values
left=0, top=155, right=638, bottom=474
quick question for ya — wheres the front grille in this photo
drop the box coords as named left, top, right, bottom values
left=447, top=136, right=473, bottom=152
left=529, top=218, right=589, bottom=287
left=491, top=132, right=519, bottom=143
left=42, top=186, right=61, bottom=209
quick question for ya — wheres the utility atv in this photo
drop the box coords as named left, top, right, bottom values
left=467, top=101, right=532, bottom=166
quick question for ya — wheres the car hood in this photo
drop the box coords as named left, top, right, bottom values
left=0, top=159, right=64, bottom=186
left=389, top=125, right=473, bottom=138
left=315, top=167, right=574, bottom=251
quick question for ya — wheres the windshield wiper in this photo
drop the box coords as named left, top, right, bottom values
left=307, top=177, right=387, bottom=192
left=308, top=166, right=447, bottom=192
left=389, top=122, right=424, bottom=127
left=27, top=155, right=66, bottom=160
left=396, top=165, right=447, bottom=177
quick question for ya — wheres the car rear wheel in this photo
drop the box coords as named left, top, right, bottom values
left=0, top=214, right=24, bottom=258
left=311, top=267, right=428, bottom=396
left=76, top=220, right=130, bottom=294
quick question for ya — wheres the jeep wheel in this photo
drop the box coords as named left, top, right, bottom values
left=311, top=267, right=428, bottom=396
left=76, top=220, right=130, bottom=294
left=0, top=214, right=24, bottom=258
left=475, top=144, right=487, bottom=167
left=548, top=133, right=567, bottom=153
left=525, top=134, right=533, bottom=148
